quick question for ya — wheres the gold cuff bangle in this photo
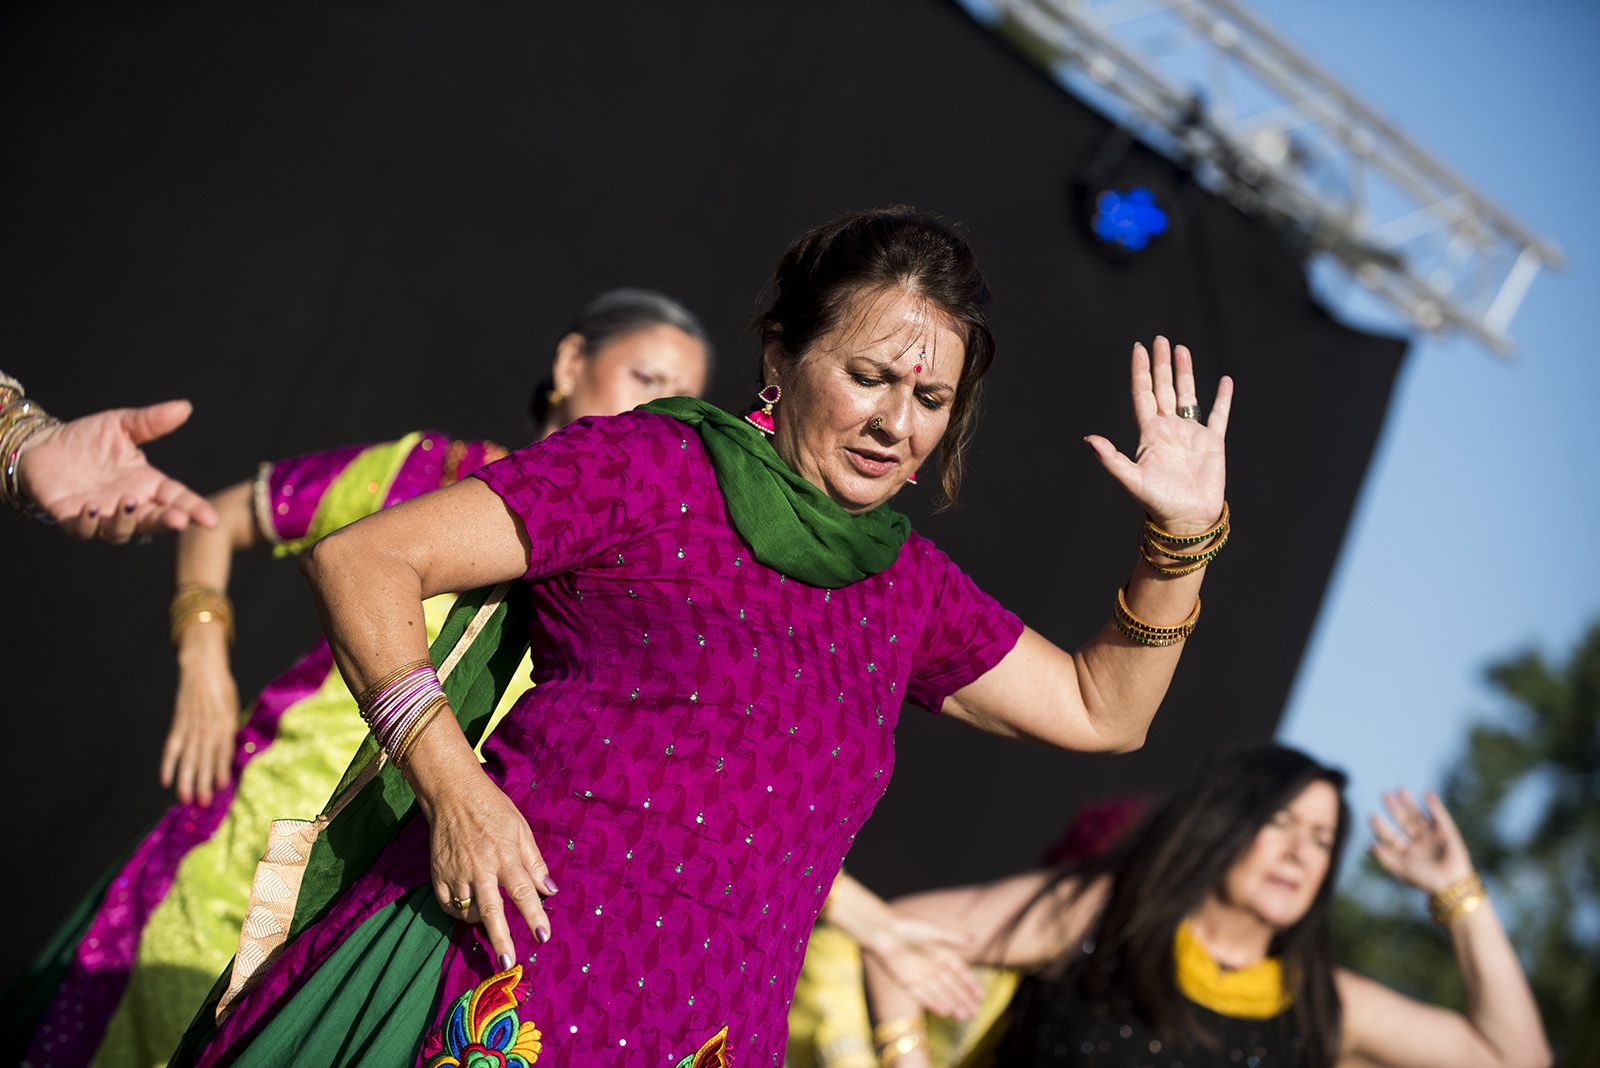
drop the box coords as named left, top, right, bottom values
left=1145, top=501, right=1229, bottom=547
left=1428, top=872, right=1487, bottom=925
left=169, top=585, right=236, bottom=647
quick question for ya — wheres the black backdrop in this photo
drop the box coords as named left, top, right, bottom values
left=0, top=0, right=1405, bottom=985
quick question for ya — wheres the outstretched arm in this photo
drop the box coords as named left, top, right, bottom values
left=864, top=871, right=1108, bottom=1066
left=1338, top=790, right=1551, bottom=1068
left=0, top=373, right=218, bottom=541
left=942, top=337, right=1231, bottom=752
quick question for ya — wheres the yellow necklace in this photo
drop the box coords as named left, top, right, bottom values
left=1173, top=921, right=1294, bottom=1019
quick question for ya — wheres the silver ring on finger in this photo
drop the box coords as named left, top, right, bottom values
left=1177, top=404, right=1201, bottom=420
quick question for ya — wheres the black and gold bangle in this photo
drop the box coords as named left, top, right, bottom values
left=1113, top=586, right=1201, bottom=646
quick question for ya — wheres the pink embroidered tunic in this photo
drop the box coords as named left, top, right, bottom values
left=200, top=411, right=1023, bottom=1067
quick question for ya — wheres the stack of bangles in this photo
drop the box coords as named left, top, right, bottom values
left=169, top=584, right=236, bottom=647
left=0, top=372, right=63, bottom=516
left=1428, top=872, right=1488, bottom=926
left=1113, top=502, right=1230, bottom=647
left=357, top=659, right=450, bottom=770
left=873, top=1017, right=928, bottom=1065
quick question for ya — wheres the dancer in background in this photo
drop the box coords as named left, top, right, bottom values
left=177, top=207, right=1233, bottom=1067
left=0, top=370, right=217, bottom=541
left=865, top=744, right=1551, bottom=1068
left=11, top=289, right=710, bottom=1068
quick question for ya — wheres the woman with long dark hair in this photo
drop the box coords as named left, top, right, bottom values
left=865, top=744, right=1551, bottom=1068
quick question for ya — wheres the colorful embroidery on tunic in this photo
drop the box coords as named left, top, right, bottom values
left=422, top=965, right=543, bottom=1067
left=673, top=1025, right=731, bottom=1068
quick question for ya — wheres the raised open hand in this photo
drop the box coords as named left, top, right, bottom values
left=1084, top=337, right=1230, bottom=533
left=1369, top=788, right=1476, bottom=896
left=20, top=400, right=219, bottom=542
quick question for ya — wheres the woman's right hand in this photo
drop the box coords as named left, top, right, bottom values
left=161, top=635, right=240, bottom=805
left=421, top=765, right=559, bottom=969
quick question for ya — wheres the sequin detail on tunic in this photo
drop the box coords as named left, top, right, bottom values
left=422, top=966, right=543, bottom=1067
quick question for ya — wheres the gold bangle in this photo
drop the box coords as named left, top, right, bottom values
left=1428, top=872, right=1486, bottom=924
left=1138, top=529, right=1225, bottom=577
left=1433, top=890, right=1487, bottom=926
left=353, top=658, right=434, bottom=711
left=1141, top=522, right=1229, bottom=565
left=391, top=694, right=450, bottom=769
left=169, top=585, right=235, bottom=647
left=1145, top=501, right=1229, bottom=547
left=1113, top=586, right=1201, bottom=646
left=871, top=1018, right=925, bottom=1047
left=876, top=1031, right=929, bottom=1066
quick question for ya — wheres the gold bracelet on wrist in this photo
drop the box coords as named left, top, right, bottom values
left=1113, top=586, right=1201, bottom=646
left=1145, top=501, right=1229, bottom=547
left=169, top=585, right=236, bottom=647
left=1428, top=872, right=1487, bottom=925
left=877, top=1032, right=929, bottom=1066
left=872, top=1017, right=925, bottom=1046
left=1140, top=503, right=1230, bottom=577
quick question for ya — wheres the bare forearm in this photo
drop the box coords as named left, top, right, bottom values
left=863, top=957, right=933, bottom=1068
left=1450, top=903, right=1552, bottom=1068
left=1070, top=557, right=1205, bottom=749
left=299, top=526, right=484, bottom=810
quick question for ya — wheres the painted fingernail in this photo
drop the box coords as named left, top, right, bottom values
left=124, top=502, right=136, bottom=513
left=497, top=952, right=513, bottom=969
left=535, top=925, right=550, bottom=943
left=87, top=507, right=98, bottom=517
left=543, top=876, right=559, bottom=895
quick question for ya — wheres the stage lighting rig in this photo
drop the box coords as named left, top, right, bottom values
left=968, top=0, right=1562, bottom=355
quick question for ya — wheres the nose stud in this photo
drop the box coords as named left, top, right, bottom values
left=869, top=416, right=885, bottom=431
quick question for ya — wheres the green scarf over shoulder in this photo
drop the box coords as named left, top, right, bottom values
left=640, top=396, right=909, bottom=588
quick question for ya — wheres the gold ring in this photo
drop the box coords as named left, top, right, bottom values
left=450, top=896, right=473, bottom=913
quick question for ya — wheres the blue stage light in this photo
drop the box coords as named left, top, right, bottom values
left=1092, top=187, right=1168, bottom=251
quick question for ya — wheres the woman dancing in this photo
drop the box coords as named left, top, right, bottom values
left=179, top=206, right=1233, bottom=1067
left=15, top=289, right=710, bottom=1068
left=865, top=744, right=1551, bottom=1068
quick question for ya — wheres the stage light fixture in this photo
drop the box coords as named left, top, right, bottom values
left=1091, top=187, right=1168, bottom=252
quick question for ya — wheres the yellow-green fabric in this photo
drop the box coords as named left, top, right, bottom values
left=784, top=923, right=1020, bottom=1068
left=270, top=432, right=423, bottom=558
left=88, top=596, right=458, bottom=1068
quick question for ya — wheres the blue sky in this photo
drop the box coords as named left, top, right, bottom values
left=1246, top=0, right=1600, bottom=869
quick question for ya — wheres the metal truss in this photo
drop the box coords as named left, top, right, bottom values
left=978, top=0, right=1563, bottom=354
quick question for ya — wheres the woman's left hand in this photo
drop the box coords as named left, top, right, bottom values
left=1085, top=336, right=1230, bottom=533
left=1369, top=788, right=1476, bottom=895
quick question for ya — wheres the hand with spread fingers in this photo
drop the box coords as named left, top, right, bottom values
left=1368, top=788, right=1476, bottom=895
left=17, top=399, right=219, bottom=542
left=1083, top=336, right=1231, bottom=535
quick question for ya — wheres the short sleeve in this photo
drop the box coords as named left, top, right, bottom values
left=472, top=411, right=676, bottom=581
left=903, top=536, right=1024, bottom=714
left=254, top=432, right=438, bottom=556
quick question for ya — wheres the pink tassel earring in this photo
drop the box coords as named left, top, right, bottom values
left=745, top=384, right=781, bottom=436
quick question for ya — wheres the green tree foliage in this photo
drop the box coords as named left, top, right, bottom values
left=1333, top=621, right=1600, bottom=1059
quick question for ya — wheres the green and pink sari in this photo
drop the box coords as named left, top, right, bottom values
left=15, top=431, right=528, bottom=1068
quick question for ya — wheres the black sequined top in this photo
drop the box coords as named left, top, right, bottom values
left=995, top=974, right=1310, bottom=1068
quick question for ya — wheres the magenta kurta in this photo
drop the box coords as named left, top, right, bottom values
left=200, top=410, right=1023, bottom=1067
